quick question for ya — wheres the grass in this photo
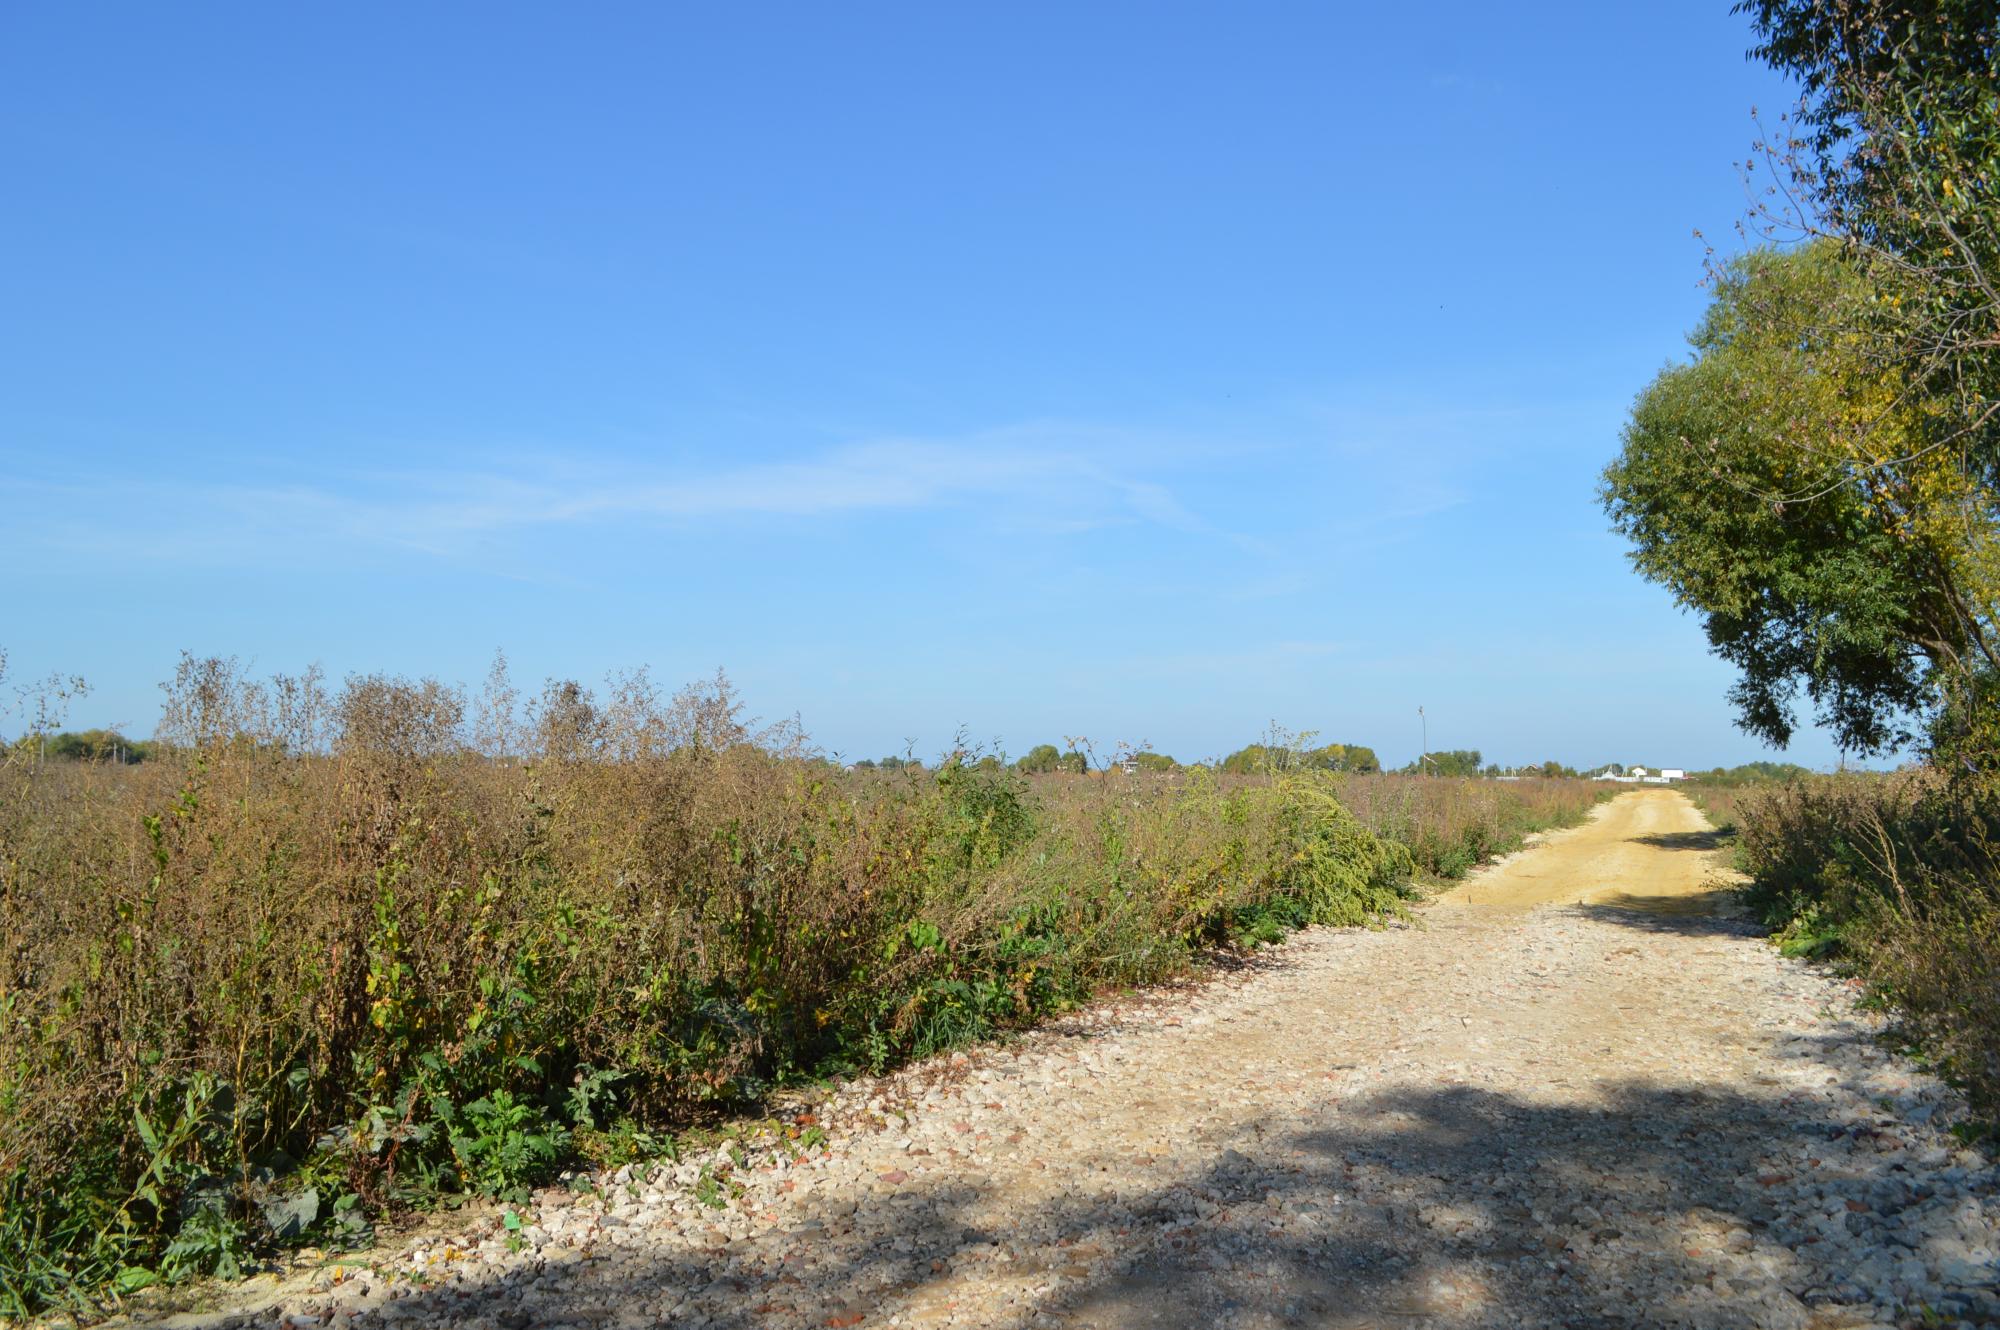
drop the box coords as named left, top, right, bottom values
left=1723, top=771, right=2000, bottom=1134
left=1678, top=773, right=1783, bottom=839
left=1334, top=773, right=1607, bottom=881
left=0, top=655, right=1599, bottom=1315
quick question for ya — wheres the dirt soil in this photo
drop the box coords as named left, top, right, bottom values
left=118, top=791, right=1999, bottom=1330
left=1430, top=787, right=1736, bottom=916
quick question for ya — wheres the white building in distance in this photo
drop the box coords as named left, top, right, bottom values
left=1593, top=765, right=1689, bottom=785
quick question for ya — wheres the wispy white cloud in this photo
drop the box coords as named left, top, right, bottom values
left=1, top=422, right=1264, bottom=566
left=2, top=396, right=1508, bottom=587
left=327, top=435, right=1094, bottom=540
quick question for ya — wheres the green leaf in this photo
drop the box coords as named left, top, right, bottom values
left=132, top=1107, right=160, bottom=1155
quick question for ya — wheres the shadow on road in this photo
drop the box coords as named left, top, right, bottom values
left=356, top=1069, right=1953, bottom=1329
left=1569, top=900, right=1760, bottom=939
left=1632, top=830, right=1734, bottom=854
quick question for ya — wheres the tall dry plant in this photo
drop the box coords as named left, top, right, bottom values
left=0, top=651, right=1593, bottom=1313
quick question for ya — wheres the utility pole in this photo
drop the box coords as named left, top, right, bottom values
left=1418, top=706, right=1428, bottom=775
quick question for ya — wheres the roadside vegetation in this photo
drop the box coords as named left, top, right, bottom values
left=1340, top=771, right=1605, bottom=880
left=1716, top=773, right=2000, bottom=1134
left=1680, top=763, right=1818, bottom=835
left=0, top=652, right=1597, bottom=1316
left=1690, top=760, right=1997, bottom=1129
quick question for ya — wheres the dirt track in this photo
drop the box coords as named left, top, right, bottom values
left=1432, top=786, right=1733, bottom=915
left=144, top=791, right=1999, bottom=1330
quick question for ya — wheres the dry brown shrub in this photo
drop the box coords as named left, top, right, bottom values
left=0, top=657, right=1605, bottom=1309
left=1734, top=771, right=2000, bottom=1120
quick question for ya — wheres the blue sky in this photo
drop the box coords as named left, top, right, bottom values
left=2, top=3, right=1846, bottom=769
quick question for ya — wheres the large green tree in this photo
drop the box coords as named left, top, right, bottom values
left=1603, top=243, right=1977, bottom=753
left=1698, top=1, right=2000, bottom=763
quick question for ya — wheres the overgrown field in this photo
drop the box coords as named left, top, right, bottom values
left=1722, top=773, right=2000, bottom=1132
left=1683, top=781, right=1753, bottom=837
left=1335, top=773, right=1603, bottom=880
left=0, top=661, right=1597, bottom=1314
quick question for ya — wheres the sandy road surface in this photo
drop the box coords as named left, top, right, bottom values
left=1432, top=787, right=1731, bottom=915
left=142, top=791, right=1998, bottom=1330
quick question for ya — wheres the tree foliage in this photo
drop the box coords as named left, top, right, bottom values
left=1739, top=0, right=2000, bottom=425
left=1013, top=744, right=1085, bottom=775
left=1697, top=760, right=1816, bottom=782
left=1218, top=742, right=1379, bottom=775
left=1404, top=749, right=1483, bottom=777
left=45, top=730, right=151, bottom=763
left=12, top=729, right=153, bottom=763
left=1687, top=0, right=2000, bottom=767
left=1604, top=244, right=1967, bottom=753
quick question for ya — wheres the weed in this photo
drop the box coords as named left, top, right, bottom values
left=443, top=1090, right=568, bottom=1202
left=0, top=652, right=1600, bottom=1313
left=159, top=1203, right=248, bottom=1284
left=1731, top=772, right=2000, bottom=1122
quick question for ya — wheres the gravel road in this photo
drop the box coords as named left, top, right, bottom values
left=139, top=790, right=1998, bottom=1329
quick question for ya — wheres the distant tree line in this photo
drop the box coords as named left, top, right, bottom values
left=1499, top=760, right=1579, bottom=779
left=1402, top=749, right=1484, bottom=777
left=1689, top=761, right=1815, bottom=784
left=1217, top=742, right=1379, bottom=775
left=8, top=728, right=153, bottom=763
left=1013, top=743, right=1089, bottom=775
left=1004, top=739, right=1381, bottom=776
